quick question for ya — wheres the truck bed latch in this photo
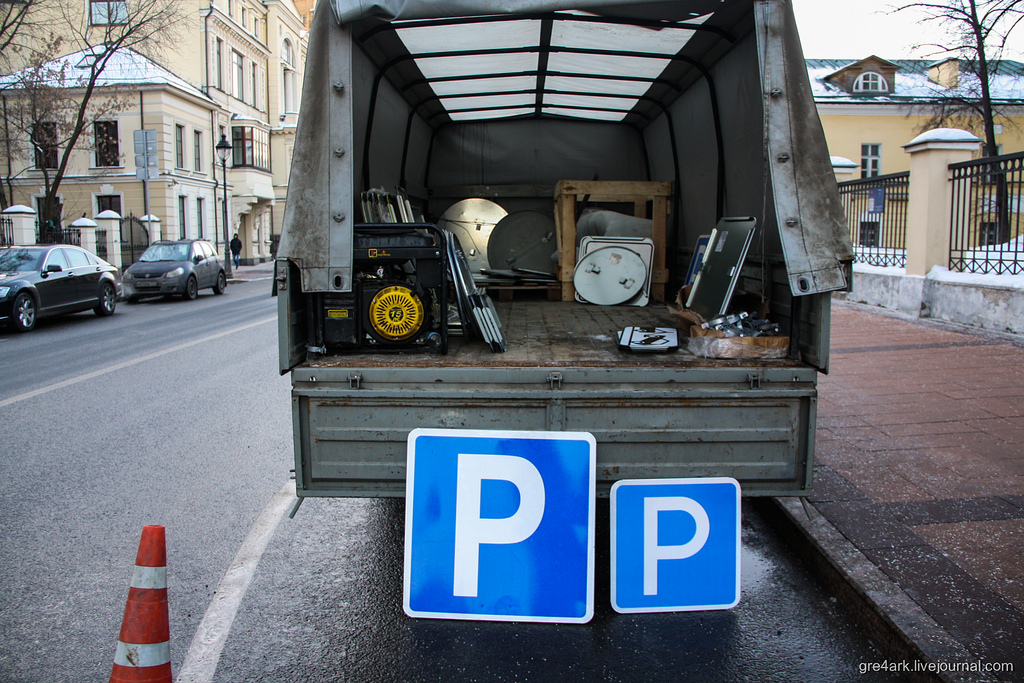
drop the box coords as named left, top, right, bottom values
left=546, top=372, right=563, bottom=390
left=349, top=373, right=362, bottom=389
left=747, top=372, right=762, bottom=390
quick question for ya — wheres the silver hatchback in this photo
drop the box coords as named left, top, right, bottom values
left=123, top=239, right=227, bottom=302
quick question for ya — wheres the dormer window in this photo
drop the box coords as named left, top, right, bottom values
left=854, top=72, right=888, bottom=93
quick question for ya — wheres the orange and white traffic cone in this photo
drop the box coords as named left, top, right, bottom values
left=110, top=525, right=172, bottom=683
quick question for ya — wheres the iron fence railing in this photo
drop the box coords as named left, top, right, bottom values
left=35, top=223, right=81, bottom=246
left=949, top=151, right=1024, bottom=275
left=1, top=215, right=13, bottom=246
left=837, top=171, right=910, bottom=268
left=96, top=229, right=107, bottom=260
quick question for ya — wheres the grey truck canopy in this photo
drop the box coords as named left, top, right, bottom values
left=279, top=0, right=852, bottom=301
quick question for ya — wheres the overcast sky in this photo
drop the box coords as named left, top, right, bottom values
left=790, top=0, right=1024, bottom=61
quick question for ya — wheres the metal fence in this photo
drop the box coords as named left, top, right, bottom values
left=120, top=213, right=150, bottom=267
left=36, top=224, right=81, bottom=246
left=0, top=214, right=13, bottom=246
left=96, top=229, right=107, bottom=260
left=837, top=171, right=910, bottom=268
left=949, top=151, right=1024, bottom=275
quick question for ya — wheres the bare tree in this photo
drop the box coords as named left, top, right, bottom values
left=0, top=0, right=185, bottom=221
left=1, top=0, right=34, bottom=57
left=895, top=0, right=1024, bottom=156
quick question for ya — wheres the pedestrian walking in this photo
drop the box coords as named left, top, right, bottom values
left=230, top=233, right=242, bottom=268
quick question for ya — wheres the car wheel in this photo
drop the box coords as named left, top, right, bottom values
left=184, top=275, right=198, bottom=300
left=12, top=292, right=36, bottom=332
left=212, top=271, right=227, bottom=295
left=94, top=281, right=117, bottom=316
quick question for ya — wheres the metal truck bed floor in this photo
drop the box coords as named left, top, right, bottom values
left=305, top=300, right=800, bottom=368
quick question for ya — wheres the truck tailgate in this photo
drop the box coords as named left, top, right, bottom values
left=291, top=301, right=816, bottom=497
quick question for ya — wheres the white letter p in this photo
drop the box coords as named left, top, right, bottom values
left=453, top=454, right=545, bottom=598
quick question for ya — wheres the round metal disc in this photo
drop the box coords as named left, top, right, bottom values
left=437, top=198, right=507, bottom=274
left=573, top=246, right=648, bottom=306
left=487, top=211, right=558, bottom=275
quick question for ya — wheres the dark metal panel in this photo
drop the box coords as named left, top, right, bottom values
left=277, top=3, right=354, bottom=294
left=756, top=0, right=854, bottom=298
left=292, top=378, right=816, bottom=498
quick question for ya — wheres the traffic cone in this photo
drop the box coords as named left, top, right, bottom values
left=110, top=525, right=171, bottom=683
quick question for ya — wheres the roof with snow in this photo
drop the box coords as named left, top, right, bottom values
left=807, top=58, right=1024, bottom=105
left=0, top=47, right=211, bottom=104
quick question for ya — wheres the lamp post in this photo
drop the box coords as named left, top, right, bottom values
left=216, top=133, right=233, bottom=278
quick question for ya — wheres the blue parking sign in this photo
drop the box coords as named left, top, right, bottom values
left=611, top=478, right=741, bottom=613
left=404, top=428, right=596, bottom=623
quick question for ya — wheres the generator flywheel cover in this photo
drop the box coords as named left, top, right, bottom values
left=368, top=285, right=424, bottom=340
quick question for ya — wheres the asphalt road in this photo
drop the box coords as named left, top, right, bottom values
left=0, top=279, right=290, bottom=683
left=0, top=280, right=900, bottom=682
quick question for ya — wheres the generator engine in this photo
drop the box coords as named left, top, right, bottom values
left=320, top=224, right=448, bottom=354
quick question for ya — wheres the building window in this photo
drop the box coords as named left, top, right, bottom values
left=861, top=144, right=881, bottom=178
left=33, top=122, right=58, bottom=169
left=197, top=197, right=206, bottom=239
left=232, top=50, right=245, bottom=101
left=282, top=38, right=296, bottom=113
left=93, top=120, right=120, bottom=167
left=215, top=38, right=224, bottom=91
left=250, top=62, right=258, bottom=107
left=175, top=124, right=185, bottom=168
left=193, top=130, right=202, bottom=170
left=96, top=195, right=122, bottom=215
left=858, top=221, right=880, bottom=247
left=90, top=0, right=127, bottom=26
left=854, top=72, right=888, bottom=94
left=178, top=196, right=188, bottom=239
left=231, top=126, right=269, bottom=170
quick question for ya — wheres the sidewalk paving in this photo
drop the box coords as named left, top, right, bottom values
left=774, top=301, right=1024, bottom=682
left=227, top=260, right=275, bottom=283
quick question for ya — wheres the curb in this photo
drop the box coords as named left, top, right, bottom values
left=762, top=497, right=981, bottom=683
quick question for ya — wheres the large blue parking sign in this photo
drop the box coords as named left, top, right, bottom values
left=404, top=428, right=596, bottom=623
left=611, top=478, right=741, bottom=613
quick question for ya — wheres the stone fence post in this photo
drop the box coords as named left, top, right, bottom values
left=95, top=210, right=122, bottom=270
left=70, top=217, right=98, bottom=255
left=141, top=214, right=162, bottom=243
left=2, top=205, right=38, bottom=245
left=902, top=129, right=982, bottom=277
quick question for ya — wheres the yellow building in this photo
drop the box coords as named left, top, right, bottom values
left=0, top=0, right=308, bottom=265
left=809, top=56, right=1024, bottom=179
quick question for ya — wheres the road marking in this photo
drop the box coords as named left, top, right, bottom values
left=176, top=479, right=295, bottom=683
left=0, top=316, right=275, bottom=408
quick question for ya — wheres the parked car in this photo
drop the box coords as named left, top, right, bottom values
left=0, top=244, right=122, bottom=332
left=123, top=239, right=227, bottom=302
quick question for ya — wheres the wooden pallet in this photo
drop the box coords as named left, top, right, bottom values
left=554, top=179, right=672, bottom=303
left=483, top=283, right=561, bottom=302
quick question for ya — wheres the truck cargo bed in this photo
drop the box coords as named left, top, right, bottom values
left=291, top=300, right=816, bottom=499
left=304, top=300, right=802, bottom=369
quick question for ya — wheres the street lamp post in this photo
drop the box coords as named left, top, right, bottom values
left=216, top=133, right=233, bottom=278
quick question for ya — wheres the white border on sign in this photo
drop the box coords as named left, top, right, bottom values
left=610, top=477, right=741, bottom=614
left=403, top=428, right=597, bottom=623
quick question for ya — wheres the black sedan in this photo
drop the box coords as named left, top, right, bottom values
left=0, top=244, right=122, bottom=332
left=122, top=239, right=227, bottom=302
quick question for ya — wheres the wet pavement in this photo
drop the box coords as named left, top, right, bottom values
left=773, top=301, right=1024, bottom=682
left=239, top=261, right=1022, bottom=679
left=216, top=497, right=897, bottom=682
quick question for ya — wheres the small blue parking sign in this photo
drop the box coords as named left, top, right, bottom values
left=611, top=477, right=741, bottom=613
left=404, top=428, right=596, bottom=623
